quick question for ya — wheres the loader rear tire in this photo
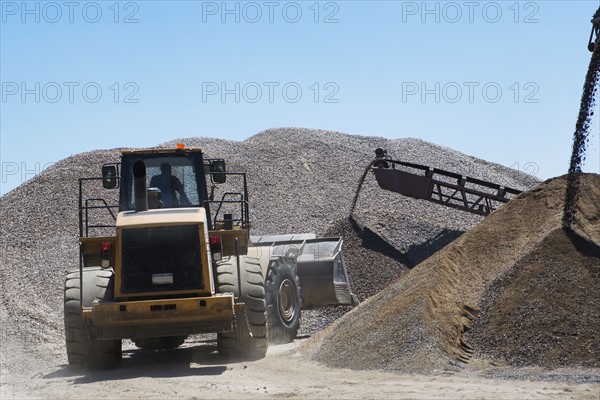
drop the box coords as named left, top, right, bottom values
left=215, top=256, right=268, bottom=360
left=64, top=267, right=122, bottom=370
left=265, top=257, right=301, bottom=344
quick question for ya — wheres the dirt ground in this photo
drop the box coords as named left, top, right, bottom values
left=1, top=337, right=599, bottom=400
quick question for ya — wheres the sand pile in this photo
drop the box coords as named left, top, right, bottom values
left=467, top=228, right=599, bottom=368
left=302, top=174, right=599, bottom=372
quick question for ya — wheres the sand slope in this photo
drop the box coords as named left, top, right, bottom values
left=303, top=174, right=599, bottom=372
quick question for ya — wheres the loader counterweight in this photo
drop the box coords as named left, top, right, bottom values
left=82, top=295, right=235, bottom=340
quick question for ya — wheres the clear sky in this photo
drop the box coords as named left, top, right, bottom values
left=1, top=0, right=599, bottom=195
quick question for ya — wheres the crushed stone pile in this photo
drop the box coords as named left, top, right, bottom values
left=301, top=174, right=599, bottom=372
left=0, top=128, right=537, bottom=361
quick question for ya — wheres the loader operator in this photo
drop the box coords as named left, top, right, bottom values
left=150, top=163, right=190, bottom=207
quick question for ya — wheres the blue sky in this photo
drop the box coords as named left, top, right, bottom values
left=1, top=0, right=599, bottom=194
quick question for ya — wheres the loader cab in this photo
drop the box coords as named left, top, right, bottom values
left=119, top=152, right=207, bottom=212
left=103, top=147, right=246, bottom=232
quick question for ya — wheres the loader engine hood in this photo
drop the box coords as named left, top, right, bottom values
left=116, top=207, right=207, bottom=228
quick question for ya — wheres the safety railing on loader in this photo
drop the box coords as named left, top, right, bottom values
left=78, top=177, right=120, bottom=238
left=77, top=176, right=120, bottom=311
left=204, top=171, right=250, bottom=231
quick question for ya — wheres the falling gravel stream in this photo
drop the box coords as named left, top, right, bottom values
left=563, top=7, right=600, bottom=228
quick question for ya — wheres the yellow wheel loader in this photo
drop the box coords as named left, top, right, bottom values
left=65, top=145, right=355, bottom=369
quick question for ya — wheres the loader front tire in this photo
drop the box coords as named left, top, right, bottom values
left=265, top=257, right=301, bottom=344
left=64, top=267, right=122, bottom=370
left=216, top=256, right=268, bottom=360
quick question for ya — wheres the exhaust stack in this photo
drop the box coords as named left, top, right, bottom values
left=133, top=160, right=148, bottom=212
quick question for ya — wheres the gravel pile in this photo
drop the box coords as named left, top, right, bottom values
left=301, top=174, right=599, bottom=373
left=0, top=127, right=538, bottom=364
left=1, top=150, right=121, bottom=356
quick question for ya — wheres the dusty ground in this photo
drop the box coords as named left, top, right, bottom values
left=2, top=338, right=599, bottom=400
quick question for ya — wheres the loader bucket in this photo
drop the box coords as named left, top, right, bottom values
left=296, top=237, right=353, bottom=308
left=249, top=235, right=354, bottom=308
